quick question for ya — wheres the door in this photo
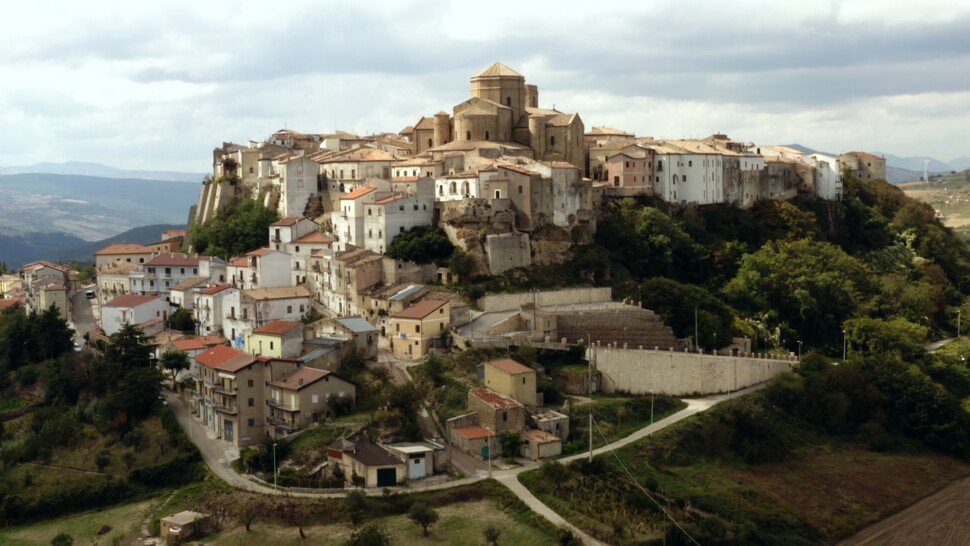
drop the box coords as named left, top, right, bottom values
left=224, top=419, right=234, bottom=443
left=409, top=456, right=426, bottom=480
left=376, top=468, right=396, bottom=487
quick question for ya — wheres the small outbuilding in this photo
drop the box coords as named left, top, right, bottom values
left=160, top=510, right=210, bottom=541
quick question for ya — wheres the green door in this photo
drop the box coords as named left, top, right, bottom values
left=482, top=446, right=490, bottom=459
left=376, top=468, right=396, bottom=487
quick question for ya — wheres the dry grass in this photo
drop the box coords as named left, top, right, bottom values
left=0, top=499, right=150, bottom=545
left=200, top=499, right=557, bottom=546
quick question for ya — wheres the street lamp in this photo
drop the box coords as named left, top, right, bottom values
left=797, top=340, right=802, bottom=360
left=649, top=389, right=654, bottom=426
left=273, top=442, right=278, bottom=490
left=843, top=330, right=847, bottom=361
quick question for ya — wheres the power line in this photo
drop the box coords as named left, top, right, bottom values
left=590, top=416, right=701, bottom=546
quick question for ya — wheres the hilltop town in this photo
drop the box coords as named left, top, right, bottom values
left=2, top=62, right=883, bottom=484
left=12, top=63, right=965, bottom=545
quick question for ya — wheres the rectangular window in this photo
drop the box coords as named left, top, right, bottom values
left=312, top=394, right=319, bottom=403
left=248, top=379, right=254, bottom=387
left=300, top=304, right=305, bottom=312
left=248, top=398, right=254, bottom=407
left=180, top=268, right=185, bottom=274
left=287, top=305, right=293, bottom=313
left=415, top=325, right=421, bottom=333
left=248, top=418, right=255, bottom=427
left=269, top=341, right=274, bottom=350
left=503, top=412, right=508, bottom=422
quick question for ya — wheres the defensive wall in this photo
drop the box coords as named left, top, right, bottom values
left=592, top=344, right=795, bottom=396
left=478, top=286, right=612, bottom=313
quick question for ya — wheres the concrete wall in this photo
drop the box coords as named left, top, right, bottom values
left=594, top=347, right=795, bottom=396
left=485, top=233, right=531, bottom=275
left=479, top=287, right=612, bottom=313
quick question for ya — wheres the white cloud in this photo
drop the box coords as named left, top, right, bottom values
left=0, top=0, right=968, bottom=170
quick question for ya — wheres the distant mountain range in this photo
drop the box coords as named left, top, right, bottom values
left=0, top=173, right=199, bottom=242
left=784, top=144, right=968, bottom=184
left=0, top=161, right=205, bottom=183
left=2, top=223, right=185, bottom=269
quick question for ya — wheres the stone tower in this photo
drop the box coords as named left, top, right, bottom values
left=471, top=63, right=527, bottom=120
left=433, top=111, right=451, bottom=148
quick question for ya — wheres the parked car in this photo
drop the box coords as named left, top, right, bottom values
left=85, top=290, right=95, bottom=299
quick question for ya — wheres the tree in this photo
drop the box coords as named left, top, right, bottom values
left=346, top=523, right=390, bottom=546
left=483, top=524, right=502, bottom=545
left=160, top=350, right=191, bottom=390
left=167, top=308, right=195, bottom=332
left=189, top=198, right=281, bottom=259
left=498, top=431, right=523, bottom=460
left=448, top=247, right=473, bottom=278
left=237, top=497, right=264, bottom=531
left=345, top=489, right=368, bottom=527
left=95, top=449, right=111, bottom=472
left=387, top=226, right=454, bottom=265
left=50, top=533, right=73, bottom=546
left=408, top=503, right=439, bottom=537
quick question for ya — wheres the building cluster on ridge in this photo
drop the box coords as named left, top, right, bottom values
left=2, top=63, right=887, bottom=488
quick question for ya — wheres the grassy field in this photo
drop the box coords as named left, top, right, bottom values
left=520, top=392, right=970, bottom=544
left=0, top=499, right=151, bottom=545
left=562, top=393, right=687, bottom=455
left=199, top=499, right=557, bottom=546
left=900, top=171, right=970, bottom=237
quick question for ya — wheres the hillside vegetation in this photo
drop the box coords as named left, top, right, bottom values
left=0, top=306, right=203, bottom=525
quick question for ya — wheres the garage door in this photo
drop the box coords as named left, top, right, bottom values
left=376, top=468, right=397, bottom=487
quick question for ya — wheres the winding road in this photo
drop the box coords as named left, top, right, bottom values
left=164, top=382, right=764, bottom=545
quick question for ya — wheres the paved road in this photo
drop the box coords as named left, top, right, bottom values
left=168, top=381, right=765, bottom=543
left=69, top=284, right=96, bottom=343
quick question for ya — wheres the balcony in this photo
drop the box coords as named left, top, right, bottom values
left=266, top=416, right=293, bottom=431
left=214, top=404, right=237, bottom=415
left=213, top=384, right=237, bottom=396
left=268, top=399, right=297, bottom=412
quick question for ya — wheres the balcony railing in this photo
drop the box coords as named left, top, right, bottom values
left=214, top=404, right=237, bottom=415
left=266, top=416, right=293, bottom=430
left=213, top=385, right=236, bottom=396
left=268, top=399, right=297, bottom=412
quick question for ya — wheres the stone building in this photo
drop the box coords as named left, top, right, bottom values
left=413, top=63, right=585, bottom=170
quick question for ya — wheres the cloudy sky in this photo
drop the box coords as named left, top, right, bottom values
left=2, top=0, right=969, bottom=173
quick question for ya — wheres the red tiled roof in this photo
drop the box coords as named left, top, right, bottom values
left=374, top=194, right=407, bottom=205
left=392, top=299, right=448, bottom=320
left=200, top=284, right=232, bottom=295
left=172, top=338, right=208, bottom=351
left=246, top=248, right=278, bottom=257
left=199, top=335, right=228, bottom=345
left=270, top=367, right=332, bottom=391
left=270, top=217, right=305, bottom=227
left=391, top=176, right=419, bottom=182
left=453, top=425, right=495, bottom=440
left=0, top=299, right=23, bottom=311
left=104, top=294, right=161, bottom=308
left=472, top=387, right=523, bottom=410
left=145, top=253, right=203, bottom=267
left=340, top=187, right=377, bottom=200
left=193, top=345, right=256, bottom=373
left=499, top=165, right=541, bottom=177
left=487, top=359, right=534, bottom=375
left=291, top=232, right=334, bottom=245
left=254, top=320, right=302, bottom=336
left=94, top=243, right=154, bottom=256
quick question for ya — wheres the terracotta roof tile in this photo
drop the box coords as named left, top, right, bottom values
left=340, top=187, right=377, bottom=200
left=472, top=387, right=523, bottom=410
left=270, top=367, right=332, bottom=391
left=487, top=359, right=534, bottom=375
left=392, top=299, right=448, bottom=320
left=254, top=320, right=302, bottom=336
left=104, top=294, right=161, bottom=308
left=453, top=425, right=495, bottom=440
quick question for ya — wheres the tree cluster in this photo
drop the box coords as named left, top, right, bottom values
left=188, top=197, right=281, bottom=260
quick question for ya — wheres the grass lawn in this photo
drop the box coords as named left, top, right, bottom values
left=0, top=499, right=151, bottom=545
left=200, top=499, right=557, bottom=546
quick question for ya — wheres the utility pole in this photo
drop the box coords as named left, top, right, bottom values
left=694, top=307, right=698, bottom=352
left=488, top=433, right=492, bottom=478
left=650, top=389, right=654, bottom=425
left=843, top=330, right=848, bottom=361
left=273, top=442, right=278, bottom=491
left=589, top=332, right=594, bottom=463
left=797, top=340, right=802, bottom=360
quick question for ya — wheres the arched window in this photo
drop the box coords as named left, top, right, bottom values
left=485, top=130, right=490, bottom=140
left=506, top=97, right=511, bottom=106
left=550, top=135, right=556, bottom=146
left=450, top=181, right=457, bottom=194
left=495, top=190, right=501, bottom=199
left=462, top=181, right=469, bottom=195
left=466, top=131, right=472, bottom=140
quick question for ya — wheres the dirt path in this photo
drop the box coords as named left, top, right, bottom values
left=840, top=476, right=970, bottom=545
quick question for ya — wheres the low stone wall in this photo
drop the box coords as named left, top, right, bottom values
left=593, top=346, right=795, bottom=396
left=479, top=287, right=613, bottom=313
